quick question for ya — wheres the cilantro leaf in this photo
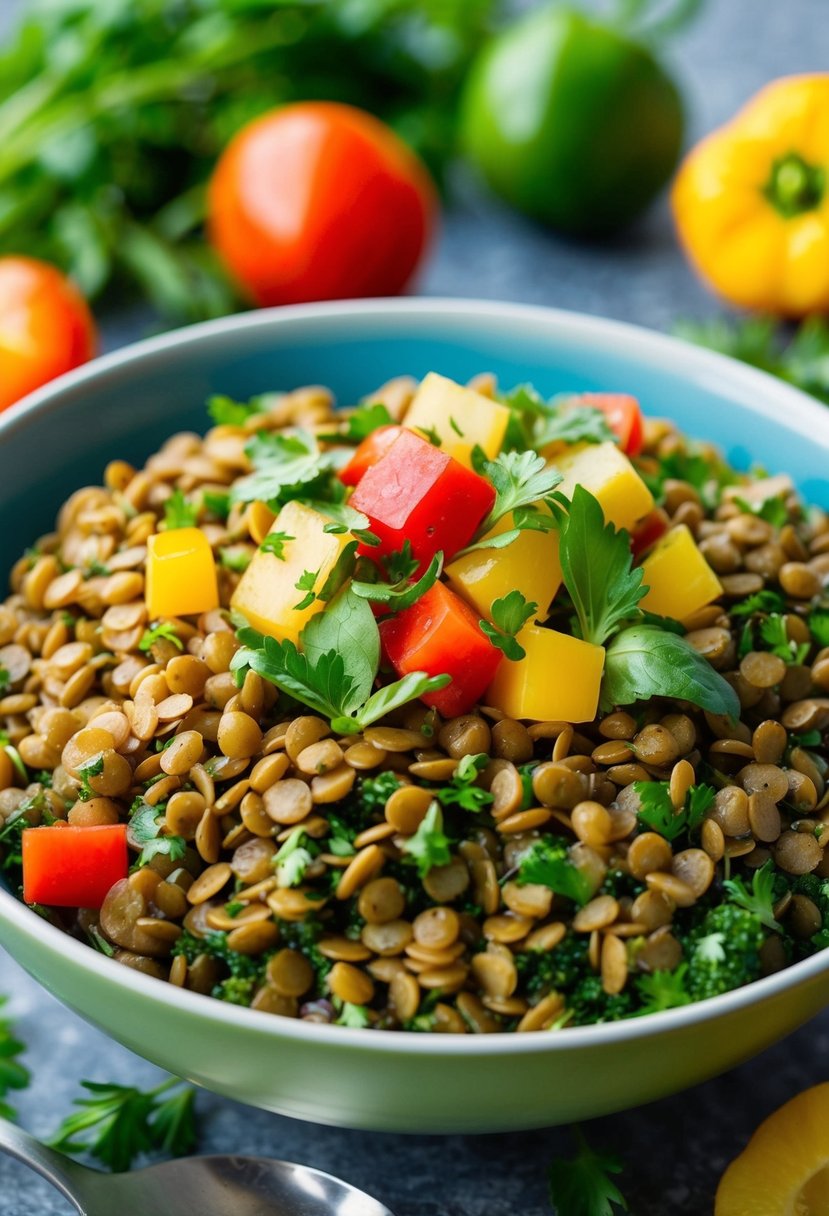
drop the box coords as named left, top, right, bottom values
left=553, top=485, right=646, bottom=647
left=400, top=801, right=451, bottom=876
left=500, top=383, right=614, bottom=452
left=273, top=828, right=315, bottom=887
left=351, top=551, right=443, bottom=613
left=139, top=621, right=183, bottom=653
left=731, top=589, right=787, bottom=618
left=477, top=451, right=563, bottom=535
left=0, top=997, right=30, bottom=1120
left=517, top=840, right=593, bottom=906
left=535, top=403, right=615, bottom=450
left=809, top=610, right=829, bottom=648
left=384, top=541, right=420, bottom=584
left=320, top=401, right=393, bottom=443
left=130, top=803, right=187, bottom=868
left=548, top=1128, right=629, bottom=1216
left=259, top=531, right=294, bottom=560
left=633, top=965, right=691, bottom=1016
left=480, top=591, right=537, bottom=660
left=231, top=430, right=341, bottom=507
left=733, top=494, right=789, bottom=529
left=149, top=1086, right=197, bottom=1158
left=202, top=491, right=230, bottom=521
left=602, top=625, right=740, bottom=718
left=723, top=860, right=781, bottom=931
left=435, top=753, right=493, bottom=812
left=758, top=614, right=809, bottom=665
left=293, top=568, right=321, bottom=611
left=76, top=751, right=105, bottom=802
left=634, top=780, right=714, bottom=842
left=207, top=394, right=269, bottom=427
left=162, top=488, right=198, bottom=530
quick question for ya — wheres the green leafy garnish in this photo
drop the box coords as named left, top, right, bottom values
left=0, top=998, right=30, bottom=1119
left=351, top=551, right=443, bottom=613
left=548, top=1127, right=629, bottom=1216
left=273, top=828, right=315, bottom=888
left=535, top=404, right=615, bottom=450
left=162, top=488, right=198, bottom=530
left=231, top=587, right=450, bottom=735
left=400, top=801, right=452, bottom=876
left=552, top=485, right=646, bottom=647
left=601, top=625, right=740, bottom=718
left=733, top=494, right=789, bottom=529
left=731, top=589, right=787, bottom=618
left=517, top=840, right=593, bottom=906
left=435, top=753, right=493, bottom=812
left=634, top=780, right=715, bottom=842
left=476, top=450, right=563, bottom=535
left=202, top=491, right=230, bottom=522
left=336, top=1002, right=372, bottom=1028
left=259, top=531, right=295, bottom=560
left=758, top=614, right=810, bottom=665
left=633, top=965, right=692, bottom=1016
left=76, top=752, right=105, bottom=802
left=130, top=803, right=187, bottom=869
left=208, top=394, right=270, bottom=427
left=723, top=861, right=782, bottom=932
left=139, top=621, right=183, bottom=653
left=479, top=591, right=537, bottom=660
left=640, top=446, right=735, bottom=510
left=320, top=402, right=393, bottom=444
left=809, top=610, right=829, bottom=648
left=293, top=568, right=321, bottom=612
left=219, top=547, right=252, bottom=574
left=501, top=384, right=614, bottom=452
left=47, top=1077, right=196, bottom=1173
left=231, top=430, right=343, bottom=508
left=0, top=667, right=9, bottom=694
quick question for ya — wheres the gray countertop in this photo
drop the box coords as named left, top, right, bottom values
left=3, top=1, right=829, bottom=1212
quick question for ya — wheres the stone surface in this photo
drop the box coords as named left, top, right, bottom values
left=3, top=1, right=829, bottom=1213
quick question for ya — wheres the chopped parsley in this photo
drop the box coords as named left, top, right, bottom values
left=479, top=590, right=537, bottom=660
left=139, top=620, right=183, bottom=652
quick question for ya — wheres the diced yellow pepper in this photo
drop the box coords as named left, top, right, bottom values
left=486, top=625, right=605, bottom=723
left=404, top=372, right=509, bottom=467
left=446, top=513, right=562, bottom=623
left=638, top=524, right=723, bottom=621
left=230, top=500, right=351, bottom=644
left=555, top=441, right=653, bottom=532
left=145, top=527, right=219, bottom=619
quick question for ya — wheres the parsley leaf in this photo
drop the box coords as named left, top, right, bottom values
left=320, top=401, right=393, bottom=443
left=400, top=801, right=451, bottom=876
left=351, top=551, right=443, bottom=613
left=293, top=568, right=321, bottom=611
left=273, top=828, right=315, bottom=888
left=553, top=485, right=646, bottom=647
left=385, top=541, right=420, bottom=585
left=162, top=488, right=198, bottom=530
left=501, top=384, right=614, bottom=452
left=517, top=840, right=593, bottom=906
left=548, top=1128, right=629, bottom=1216
left=139, top=621, right=183, bottom=652
left=809, top=610, right=829, bottom=648
left=47, top=1077, right=196, bottom=1173
left=130, top=802, right=187, bottom=868
left=634, top=965, right=691, bottom=1016
left=723, top=860, right=781, bottom=931
left=601, top=625, right=740, bottom=718
left=259, top=531, right=294, bottom=560
left=231, top=430, right=343, bottom=507
left=76, top=751, right=105, bottom=802
left=208, top=394, right=269, bottom=427
left=535, top=403, right=615, bottom=450
left=0, top=997, right=30, bottom=1119
left=477, top=451, right=563, bottom=535
left=479, top=591, right=537, bottom=660
left=731, top=589, right=787, bottom=618
left=634, top=780, right=715, bottom=842
left=435, top=753, right=493, bottom=812
left=202, top=490, right=230, bottom=521
left=733, top=494, right=789, bottom=529
left=759, top=614, right=810, bottom=665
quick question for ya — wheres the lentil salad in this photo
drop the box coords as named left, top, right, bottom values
left=2, top=372, right=829, bottom=1034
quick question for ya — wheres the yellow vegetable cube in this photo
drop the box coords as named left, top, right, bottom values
left=555, top=441, right=653, bottom=533
left=446, top=513, right=562, bottom=623
left=404, top=372, right=509, bottom=467
left=145, top=527, right=219, bottom=619
left=487, top=626, right=605, bottom=723
left=231, top=501, right=351, bottom=644
left=639, top=524, right=723, bottom=621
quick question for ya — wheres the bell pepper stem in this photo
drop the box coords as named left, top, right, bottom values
left=764, top=151, right=825, bottom=219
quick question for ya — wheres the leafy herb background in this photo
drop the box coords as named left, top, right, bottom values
left=2, top=1, right=829, bottom=1214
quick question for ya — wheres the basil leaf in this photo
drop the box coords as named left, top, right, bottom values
left=601, top=625, right=740, bottom=718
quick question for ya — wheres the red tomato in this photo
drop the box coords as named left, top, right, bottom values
left=579, top=392, right=644, bottom=455
left=0, top=257, right=96, bottom=413
left=339, top=425, right=404, bottom=487
left=208, top=102, right=437, bottom=307
left=22, top=823, right=128, bottom=909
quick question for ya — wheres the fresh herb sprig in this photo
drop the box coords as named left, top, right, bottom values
left=400, top=801, right=451, bottom=876
left=319, top=402, right=393, bottom=444
left=634, top=780, right=715, bottom=842
left=548, top=1127, right=630, bottom=1216
left=162, top=489, right=198, bottom=530
left=139, top=621, right=183, bottom=653
left=230, top=430, right=345, bottom=508
left=0, top=997, right=30, bottom=1119
left=351, top=550, right=443, bottom=613
left=501, top=384, right=615, bottom=452
left=723, top=861, right=782, bottom=932
left=434, top=753, right=493, bottom=812
left=479, top=591, right=537, bottom=660
left=130, top=802, right=187, bottom=868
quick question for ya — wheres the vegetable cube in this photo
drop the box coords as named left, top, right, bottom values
left=446, top=511, right=562, bottom=623
left=339, top=425, right=403, bottom=487
left=576, top=393, right=644, bottom=456
left=555, top=441, right=653, bottom=533
left=231, top=501, right=352, bottom=644
left=404, top=372, right=510, bottom=467
left=145, top=527, right=219, bottom=618
left=380, top=581, right=502, bottom=717
left=350, top=428, right=494, bottom=569
left=486, top=625, right=605, bottom=723
left=638, top=524, right=723, bottom=621
left=23, top=824, right=128, bottom=908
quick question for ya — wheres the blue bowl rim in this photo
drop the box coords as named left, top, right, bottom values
left=1, top=295, right=828, bottom=1054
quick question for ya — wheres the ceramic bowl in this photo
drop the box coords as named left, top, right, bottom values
left=2, top=299, right=829, bottom=1133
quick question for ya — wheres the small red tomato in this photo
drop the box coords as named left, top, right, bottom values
left=579, top=392, right=644, bottom=456
left=0, top=257, right=96, bottom=413
left=207, top=102, right=437, bottom=307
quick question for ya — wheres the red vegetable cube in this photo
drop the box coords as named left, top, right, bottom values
left=350, top=429, right=495, bottom=568
left=339, top=425, right=403, bottom=487
left=577, top=393, right=644, bottom=456
left=380, top=581, right=502, bottom=717
left=22, top=823, right=128, bottom=909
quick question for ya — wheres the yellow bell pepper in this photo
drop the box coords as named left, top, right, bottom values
left=673, top=75, right=829, bottom=316
left=555, top=441, right=653, bottom=533
left=638, top=525, right=722, bottom=621
left=231, top=501, right=351, bottom=644
left=145, top=527, right=219, bottom=619
left=446, top=511, right=562, bottom=624
left=404, top=372, right=510, bottom=467
left=487, top=625, right=605, bottom=723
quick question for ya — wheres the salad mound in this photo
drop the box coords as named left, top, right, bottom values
left=1, top=370, right=829, bottom=1032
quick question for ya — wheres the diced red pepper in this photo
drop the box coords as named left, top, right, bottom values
left=339, top=425, right=403, bottom=487
left=22, top=823, right=128, bottom=909
left=380, top=581, right=502, bottom=717
left=631, top=507, right=670, bottom=559
left=578, top=393, right=644, bottom=456
left=350, top=429, right=495, bottom=569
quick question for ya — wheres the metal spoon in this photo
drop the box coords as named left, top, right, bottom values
left=0, top=1117, right=395, bottom=1216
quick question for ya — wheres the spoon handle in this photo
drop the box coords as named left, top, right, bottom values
left=0, top=1116, right=90, bottom=1214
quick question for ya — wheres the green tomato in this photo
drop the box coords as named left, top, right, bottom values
left=460, top=5, right=684, bottom=237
